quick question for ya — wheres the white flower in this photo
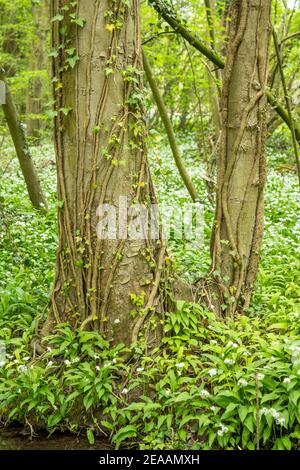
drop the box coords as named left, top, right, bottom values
left=136, top=367, right=144, bottom=372
left=208, top=368, right=218, bottom=376
left=227, top=341, right=238, bottom=348
left=0, top=360, right=5, bottom=367
left=260, top=408, right=280, bottom=420
left=122, top=388, right=129, bottom=395
left=46, top=347, right=52, bottom=352
left=64, top=359, right=71, bottom=366
left=47, top=361, right=54, bottom=367
left=276, top=417, right=285, bottom=426
left=200, top=389, right=210, bottom=398
left=224, top=359, right=235, bottom=365
left=237, top=378, right=248, bottom=387
left=243, top=351, right=251, bottom=357
left=23, top=356, right=30, bottom=361
left=175, top=362, right=185, bottom=368
left=17, top=365, right=27, bottom=373
left=112, top=358, right=117, bottom=364
left=95, top=365, right=101, bottom=371
left=165, top=389, right=171, bottom=396
left=283, top=377, right=291, bottom=384
left=114, top=319, right=121, bottom=324
left=217, top=424, right=228, bottom=436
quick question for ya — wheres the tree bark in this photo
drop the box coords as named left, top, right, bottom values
left=41, top=0, right=172, bottom=346
left=210, top=0, right=272, bottom=316
left=0, top=70, right=47, bottom=211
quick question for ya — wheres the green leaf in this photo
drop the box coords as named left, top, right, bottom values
left=289, top=390, right=300, bottom=407
left=52, top=14, right=64, bottom=22
left=244, top=415, right=254, bottom=433
left=112, top=425, right=137, bottom=446
left=222, top=402, right=239, bottom=419
left=87, top=429, right=95, bottom=445
left=238, top=405, right=248, bottom=423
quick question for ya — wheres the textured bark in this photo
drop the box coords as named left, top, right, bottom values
left=26, top=0, right=49, bottom=139
left=210, top=0, right=272, bottom=315
left=41, top=0, right=170, bottom=346
left=0, top=70, right=47, bottom=211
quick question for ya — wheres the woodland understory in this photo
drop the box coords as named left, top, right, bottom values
left=0, top=0, right=300, bottom=451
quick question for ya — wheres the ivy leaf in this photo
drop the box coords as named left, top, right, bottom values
left=72, top=17, right=86, bottom=28
left=52, top=14, right=64, bottom=22
left=66, top=55, right=80, bottom=68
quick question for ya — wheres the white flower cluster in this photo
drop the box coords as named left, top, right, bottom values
left=175, top=362, right=185, bottom=368
left=227, top=341, right=238, bottom=349
left=224, top=358, right=235, bottom=365
left=237, top=378, right=248, bottom=387
left=260, top=408, right=285, bottom=426
left=200, top=389, right=210, bottom=398
left=217, top=423, right=228, bottom=436
left=208, top=368, right=218, bottom=377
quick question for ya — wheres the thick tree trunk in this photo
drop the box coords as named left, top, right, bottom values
left=41, top=0, right=170, bottom=346
left=210, top=0, right=272, bottom=316
left=26, top=0, right=49, bottom=139
left=0, top=70, right=47, bottom=211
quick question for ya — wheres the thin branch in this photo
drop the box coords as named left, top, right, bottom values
left=142, top=31, right=176, bottom=45
left=142, top=50, right=201, bottom=201
left=149, top=0, right=300, bottom=145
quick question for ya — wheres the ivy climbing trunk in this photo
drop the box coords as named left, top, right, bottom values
left=41, top=0, right=169, bottom=346
left=210, top=0, right=272, bottom=316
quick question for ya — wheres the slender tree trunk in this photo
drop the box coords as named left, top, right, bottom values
left=204, top=0, right=221, bottom=140
left=210, top=0, right=272, bottom=316
left=0, top=70, right=47, bottom=211
left=142, top=50, right=199, bottom=202
left=26, top=0, right=49, bottom=139
left=41, top=0, right=171, bottom=346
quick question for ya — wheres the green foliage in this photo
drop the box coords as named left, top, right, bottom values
left=0, top=133, right=299, bottom=448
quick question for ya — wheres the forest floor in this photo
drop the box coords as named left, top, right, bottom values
left=0, top=133, right=299, bottom=450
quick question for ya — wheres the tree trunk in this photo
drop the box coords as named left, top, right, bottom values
left=26, top=0, right=49, bottom=140
left=204, top=0, right=221, bottom=140
left=41, top=0, right=170, bottom=346
left=210, top=0, right=272, bottom=316
left=0, top=70, right=47, bottom=211
left=142, top=50, right=199, bottom=202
